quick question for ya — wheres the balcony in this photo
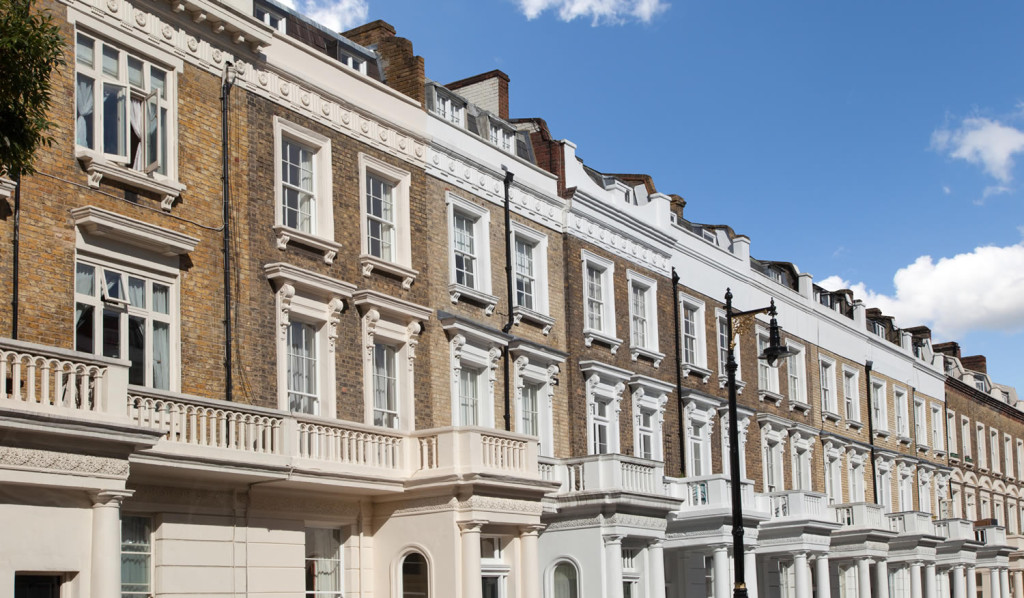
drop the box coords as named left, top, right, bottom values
left=665, top=474, right=767, bottom=514
left=768, top=490, right=830, bottom=520
left=831, top=502, right=886, bottom=529
left=539, top=454, right=665, bottom=496
left=934, top=518, right=977, bottom=541
left=975, top=523, right=1008, bottom=547
left=1, top=338, right=546, bottom=493
left=887, top=511, right=937, bottom=535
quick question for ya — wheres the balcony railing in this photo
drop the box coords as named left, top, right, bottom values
left=887, top=511, right=936, bottom=535
left=831, top=502, right=886, bottom=529
left=0, top=338, right=126, bottom=419
left=664, top=474, right=766, bottom=513
left=768, top=491, right=829, bottom=519
left=541, top=454, right=665, bottom=495
left=934, top=518, right=976, bottom=541
left=411, top=427, right=538, bottom=479
left=975, top=524, right=1008, bottom=546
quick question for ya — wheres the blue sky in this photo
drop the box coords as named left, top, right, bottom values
left=296, top=0, right=1024, bottom=391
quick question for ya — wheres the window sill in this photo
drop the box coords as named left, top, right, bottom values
left=681, top=363, right=712, bottom=384
left=631, top=346, right=664, bottom=369
left=758, top=389, right=784, bottom=405
left=874, top=429, right=891, bottom=439
left=846, top=420, right=864, bottom=432
left=0, top=176, right=15, bottom=201
left=583, top=329, right=622, bottom=353
left=822, top=410, right=841, bottom=423
left=789, top=400, right=811, bottom=413
left=916, top=443, right=931, bottom=454
left=513, top=306, right=555, bottom=335
left=449, top=283, right=498, bottom=316
left=717, top=376, right=746, bottom=395
left=897, top=435, right=913, bottom=446
left=274, top=225, right=342, bottom=264
left=360, top=254, right=418, bottom=289
left=77, top=149, right=185, bottom=211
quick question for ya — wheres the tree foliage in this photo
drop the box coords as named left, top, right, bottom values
left=0, top=0, right=65, bottom=179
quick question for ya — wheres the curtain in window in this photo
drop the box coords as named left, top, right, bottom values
left=76, top=263, right=95, bottom=295
left=128, top=277, right=146, bottom=307
left=76, top=76, right=94, bottom=148
left=553, top=563, right=579, bottom=598
left=129, top=98, right=143, bottom=170
left=152, top=322, right=169, bottom=390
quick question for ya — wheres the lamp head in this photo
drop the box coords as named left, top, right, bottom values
left=759, top=299, right=798, bottom=367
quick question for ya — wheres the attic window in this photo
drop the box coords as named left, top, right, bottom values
left=489, top=122, right=513, bottom=152
left=255, top=7, right=286, bottom=33
left=434, top=90, right=464, bottom=127
left=767, top=267, right=783, bottom=284
left=871, top=321, right=885, bottom=338
left=818, top=292, right=833, bottom=309
left=976, top=377, right=988, bottom=392
left=337, top=50, right=367, bottom=74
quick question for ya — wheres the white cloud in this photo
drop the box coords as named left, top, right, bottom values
left=931, top=117, right=1024, bottom=183
left=819, top=242, right=1024, bottom=338
left=516, top=0, right=668, bottom=24
left=279, top=0, right=368, bottom=32
left=942, top=185, right=951, bottom=195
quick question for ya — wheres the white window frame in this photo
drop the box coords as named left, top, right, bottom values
left=267, top=263, right=353, bottom=418
left=932, top=404, right=944, bottom=452
left=1005, top=433, right=1013, bottom=479
left=510, top=222, right=553, bottom=334
left=876, top=458, right=893, bottom=513
left=480, top=536, right=509, bottom=598
left=962, top=416, right=973, bottom=461
left=716, top=309, right=743, bottom=390
left=823, top=442, right=843, bottom=505
left=489, top=120, right=514, bottom=152
left=819, top=357, right=838, bottom=418
left=897, top=463, right=915, bottom=511
left=74, top=27, right=185, bottom=207
left=756, top=326, right=781, bottom=403
left=444, top=318, right=505, bottom=430
left=355, top=291, right=430, bottom=432
left=760, top=421, right=786, bottom=493
left=304, top=527, right=345, bottom=598
left=627, top=270, right=663, bottom=366
left=686, top=401, right=717, bottom=477
left=678, top=294, right=711, bottom=380
left=582, top=361, right=629, bottom=456
left=120, top=515, right=152, bottom=598
left=630, top=376, right=671, bottom=462
left=848, top=449, right=866, bottom=503
left=447, top=193, right=496, bottom=312
left=1017, top=439, right=1024, bottom=480
left=790, top=431, right=814, bottom=492
left=273, top=117, right=340, bottom=263
left=914, top=397, right=928, bottom=447
left=433, top=89, right=465, bottom=127
left=581, top=250, right=620, bottom=352
left=358, top=153, right=416, bottom=288
left=511, top=343, right=560, bottom=459
left=871, top=380, right=889, bottom=435
left=947, top=410, right=957, bottom=456
left=894, top=386, right=910, bottom=439
left=75, top=256, right=180, bottom=391
left=786, top=341, right=808, bottom=408
left=255, top=6, right=287, bottom=32
left=841, top=367, right=860, bottom=424
left=977, top=423, right=988, bottom=469
left=990, top=428, right=1000, bottom=474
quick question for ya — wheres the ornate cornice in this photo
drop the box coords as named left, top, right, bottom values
left=0, top=446, right=129, bottom=478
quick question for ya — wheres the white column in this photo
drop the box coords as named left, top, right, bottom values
left=794, top=553, right=811, bottom=598
left=520, top=525, right=543, bottom=598
left=910, top=562, right=923, bottom=598
left=744, top=550, right=759, bottom=598
left=815, top=555, right=832, bottom=598
left=459, top=520, right=486, bottom=598
left=604, top=535, right=624, bottom=598
left=1002, top=569, right=1011, bottom=598
left=713, top=546, right=730, bottom=598
left=876, top=560, right=890, bottom=598
left=953, top=566, right=966, bottom=598
left=91, top=490, right=133, bottom=598
left=924, top=564, right=937, bottom=598
left=992, top=569, right=1004, bottom=598
left=966, top=567, right=977, bottom=598
left=858, top=559, right=873, bottom=598
left=648, top=540, right=666, bottom=598
left=1013, top=570, right=1023, bottom=598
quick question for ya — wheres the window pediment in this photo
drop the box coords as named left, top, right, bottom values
left=72, top=205, right=198, bottom=256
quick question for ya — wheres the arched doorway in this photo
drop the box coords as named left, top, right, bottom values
left=402, top=552, right=428, bottom=598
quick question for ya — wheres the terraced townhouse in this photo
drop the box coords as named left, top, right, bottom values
left=0, top=0, right=1021, bottom=597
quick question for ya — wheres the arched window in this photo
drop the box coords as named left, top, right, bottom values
left=402, top=552, right=428, bottom=598
left=552, top=562, right=579, bottom=598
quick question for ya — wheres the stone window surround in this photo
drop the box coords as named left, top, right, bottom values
left=818, top=356, right=838, bottom=422
left=272, top=116, right=341, bottom=264
left=626, top=270, right=663, bottom=367
left=510, top=221, right=554, bottom=335
left=265, top=262, right=355, bottom=418
left=581, top=249, right=621, bottom=353
left=715, top=308, right=744, bottom=393
left=439, top=312, right=508, bottom=429
left=682, top=389, right=720, bottom=477
left=678, top=292, right=712, bottom=382
left=446, top=192, right=497, bottom=314
left=840, top=365, right=861, bottom=429
left=719, top=404, right=753, bottom=479
left=353, top=290, right=431, bottom=432
left=358, top=153, right=418, bottom=289
left=629, top=375, right=671, bottom=462
left=580, top=360, right=632, bottom=456
left=755, top=325, right=782, bottom=405
left=785, top=340, right=809, bottom=412
left=510, top=339, right=564, bottom=459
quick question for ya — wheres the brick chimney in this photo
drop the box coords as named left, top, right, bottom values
left=343, top=21, right=425, bottom=104
left=447, top=70, right=510, bottom=120
left=931, top=342, right=961, bottom=359
left=961, top=355, right=987, bottom=374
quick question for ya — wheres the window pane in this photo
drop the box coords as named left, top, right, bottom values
left=127, top=56, right=144, bottom=89
left=76, top=263, right=95, bottom=295
left=553, top=563, right=579, bottom=598
left=102, top=82, right=127, bottom=156
left=128, top=315, right=145, bottom=386
left=102, top=45, right=120, bottom=77
left=75, top=303, right=94, bottom=354
left=287, top=322, right=317, bottom=414
left=76, top=33, right=95, bottom=67
left=128, top=277, right=146, bottom=307
left=76, top=74, right=95, bottom=148
left=152, top=322, right=169, bottom=390
left=102, top=309, right=120, bottom=358
left=152, top=284, right=169, bottom=314
left=105, top=269, right=124, bottom=300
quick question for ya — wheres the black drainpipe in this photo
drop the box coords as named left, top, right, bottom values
left=500, top=168, right=514, bottom=431
left=672, top=268, right=686, bottom=477
left=866, top=360, right=878, bottom=502
left=221, top=63, right=234, bottom=402
left=10, top=174, right=20, bottom=339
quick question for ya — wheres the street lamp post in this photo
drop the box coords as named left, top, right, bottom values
left=724, top=288, right=795, bottom=598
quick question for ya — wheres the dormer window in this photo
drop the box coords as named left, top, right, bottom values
left=337, top=50, right=367, bottom=74
left=434, top=90, right=464, bottom=127
left=976, top=377, right=989, bottom=392
left=489, top=122, right=514, bottom=152
left=767, top=267, right=783, bottom=284
left=255, top=6, right=286, bottom=33
left=871, top=320, right=886, bottom=338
